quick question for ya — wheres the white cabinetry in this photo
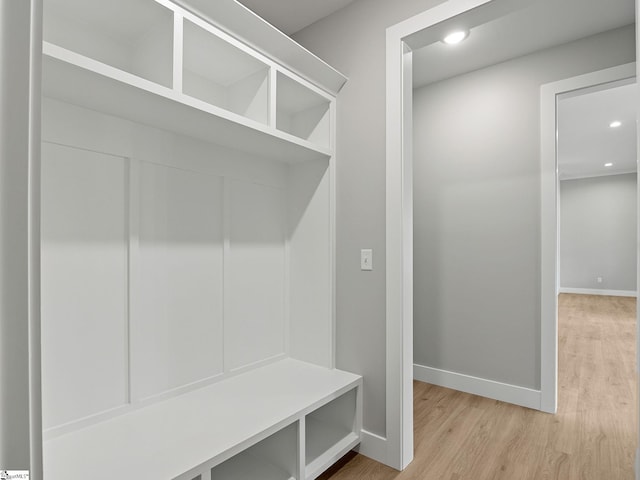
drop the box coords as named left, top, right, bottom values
left=39, top=1, right=360, bottom=479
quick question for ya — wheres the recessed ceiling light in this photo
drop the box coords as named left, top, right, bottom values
left=604, top=163, right=613, bottom=167
left=443, top=30, right=468, bottom=45
left=609, top=121, right=622, bottom=128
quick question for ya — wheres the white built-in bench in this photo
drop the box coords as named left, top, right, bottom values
left=39, top=0, right=357, bottom=478
left=44, top=360, right=362, bottom=480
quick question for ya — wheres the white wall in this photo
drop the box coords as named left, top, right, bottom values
left=293, top=0, right=448, bottom=439
left=560, top=173, right=637, bottom=293
left=412, top=26, right=635, bottom=390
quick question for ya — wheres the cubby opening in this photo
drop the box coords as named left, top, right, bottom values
left=183, top=19, right=270, bottom=124
left=305, top=388, right=358, bottom=471
left=43, top=0, right=174, bottom=87
left=210, top=422, right=298, bottom=480
left=277, top=72, right=330, bottom=148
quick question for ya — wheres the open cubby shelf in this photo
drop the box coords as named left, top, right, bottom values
left=43, top=0, right=175, bottom=87
left=42, top=43, right=331, bottom=163
left=182, top=18, right=270, bottom=124
left=40, top=0, right=357, bottom=479
left=208, top=421, right=297, bottom=480
left=277, top=72, right=331, bottom=148
left=209, top=454, right=295, bottom=480
left=41, top=0, right=334, bottom=161
left=305, top=388, right=360, bottom=480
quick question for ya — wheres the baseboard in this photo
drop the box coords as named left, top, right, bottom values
left=559, top=287, right=637, bottom=297
left=414, top=364, right=541, bottom=411
left=355, top=429, right=387, bottom=464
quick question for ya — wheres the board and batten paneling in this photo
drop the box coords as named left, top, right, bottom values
left=226, top=180, right=286, bottom=371
left=288, top=160, right=332, bottom=368
left=41, top=142, right=129, bottom=428
left=131, top=162, right=225, bottom=401
left=41, top=97, right=292, bottom=430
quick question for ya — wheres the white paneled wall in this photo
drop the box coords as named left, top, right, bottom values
left=41, top=143, right=129, bottom=428
left=288, top=160, right=332, bottom=368
left=226, top=180, right=286, bottom=371
left=40, top=97, right=326, bottom=433
left=134, top=163, right=224, bottom=400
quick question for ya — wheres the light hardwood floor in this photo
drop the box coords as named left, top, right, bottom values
left=319, top=294, right=637, bottom=480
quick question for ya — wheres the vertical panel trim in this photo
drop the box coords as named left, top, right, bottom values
left=127, top=159, right=141, bottom=404
left=29, top=0, right=44, bottom=476
left=269, top=68, right=278, bottom=128
left=329, top=99, right=337, bottom=369
left=297, top=417, right=306, bottom=480
left=283, top=188, right=291, bottom=357
left=222, top=177, right=231, bottom=374
left=173, top=12, right=184, bottom=92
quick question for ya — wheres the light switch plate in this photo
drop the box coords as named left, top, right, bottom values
left=361, top=249, right=373, bottom=271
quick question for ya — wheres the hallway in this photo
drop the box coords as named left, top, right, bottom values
left=320, top=294, right=637, bottom=479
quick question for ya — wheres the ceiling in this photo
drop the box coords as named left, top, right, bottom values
left=235, top=0, right=355, bottom=35
left=405, top=0, right=636, bottom=181
left=558, top=82, right=637, bottom=180
left=412, top=0, right=635, bottom=88
left=234, top=0, right=633, bottom=75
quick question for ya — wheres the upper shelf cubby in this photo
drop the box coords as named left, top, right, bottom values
left=276, top=72, right=331, bottom=149
left=182, top=19, right=269, bottom=125
left=172, top=0, right=347, bottom=96
left=43, top=0, right=174, bottom=88
left=42, top=0, right=338, bottom=161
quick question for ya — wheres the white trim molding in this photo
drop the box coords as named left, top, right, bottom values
left=636, top=12, right=640, bottom=480
left=540, top=62, right=636, bottom=415
left=355, top=430, right=388, bottom=463
left=414, top=364, right=541, bottom=411
left=559, top=288, right=637, bottom=298
left=0, top=0, right=43, bottom=474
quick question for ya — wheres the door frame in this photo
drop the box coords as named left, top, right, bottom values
left=539, top=63, right=637, bottom=414
left=386, top=0, right=640, bottom=470
left=385, top=0, right=527, bottom=469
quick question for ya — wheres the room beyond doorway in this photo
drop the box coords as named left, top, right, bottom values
left=557, top=80, right=637, bottom=298
left=552, top=75, right=638, bottom=424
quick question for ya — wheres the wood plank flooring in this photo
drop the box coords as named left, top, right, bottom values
left=319, top=294, right=637, bottom=480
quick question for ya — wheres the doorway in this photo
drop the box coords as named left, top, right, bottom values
left=386, top=0, right=639, bottom=470
left=541, top=66, right=637, bottom=411
left=555, top=77, right=637, bottom=437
